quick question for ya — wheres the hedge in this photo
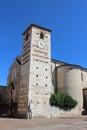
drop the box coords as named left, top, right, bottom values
left=50, top=93, right=78, bottom=110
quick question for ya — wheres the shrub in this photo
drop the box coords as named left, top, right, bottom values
left=50, top=93, right=78, bottom=110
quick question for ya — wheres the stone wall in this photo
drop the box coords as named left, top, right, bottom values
left=7, top=58, right=21, bottom=102
left=28, top=25, right=51, bottom=118
left=7, top=56, right=21, bottom=116
left=51, top=60, right=67, bottom=93
left=17, top=61, right=29, bottom=118
left=57, top=65, right=87, bottom=114
left=50, top=106, right=81, bottom=118
left=17, top=28, right=31, bottom=118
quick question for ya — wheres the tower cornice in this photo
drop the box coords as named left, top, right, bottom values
left=23, top=24, right=52, bottom=35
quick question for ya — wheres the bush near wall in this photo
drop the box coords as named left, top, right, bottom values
left=50, top=93, right=78, bottom=110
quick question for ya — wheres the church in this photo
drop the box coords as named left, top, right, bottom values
left=7, top=24, right=87, bottom=118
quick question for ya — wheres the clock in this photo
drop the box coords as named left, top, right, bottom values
left=38, top=41, right=45, bottom=49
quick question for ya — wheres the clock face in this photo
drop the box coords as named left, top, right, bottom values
left=38, top=41, right=45, bottom=49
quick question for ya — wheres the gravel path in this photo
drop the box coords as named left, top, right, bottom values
left=0, top=116, right=87, bottom=130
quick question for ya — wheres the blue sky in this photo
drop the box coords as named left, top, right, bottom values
left=0, top=0, right=87, bottom=85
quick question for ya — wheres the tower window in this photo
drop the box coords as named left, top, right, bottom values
left=40, top=32, right=44, bottom=39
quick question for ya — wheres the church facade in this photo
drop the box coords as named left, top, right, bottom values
left=7, top=24, right=87, bottom=118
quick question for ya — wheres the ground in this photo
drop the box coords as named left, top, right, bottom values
left=0, top=116, right=87, bottom=130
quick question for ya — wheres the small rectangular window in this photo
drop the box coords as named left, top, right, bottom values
left=40, top=32, right=44, bottom=39
left=45, top=69, right=47, bottom=71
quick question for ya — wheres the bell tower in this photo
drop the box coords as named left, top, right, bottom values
left=18, top=24, right=51, bottom=118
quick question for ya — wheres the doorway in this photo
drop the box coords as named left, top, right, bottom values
left=82, top=88, right=87, bottom=115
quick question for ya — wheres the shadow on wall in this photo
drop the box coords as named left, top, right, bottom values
left=0, top=103, right=10, bottom=117
left=0, top=102, right=18, bottom=118
left=51, top=67, right=57, bottom=93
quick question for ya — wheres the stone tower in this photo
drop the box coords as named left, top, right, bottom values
left=18, top=24, right=51, bottom=118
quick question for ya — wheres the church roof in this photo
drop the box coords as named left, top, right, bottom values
left=51, top=58, right=69, bottom=65
left=51, top=58, right=87, bottom=71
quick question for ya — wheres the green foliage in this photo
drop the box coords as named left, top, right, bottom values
left=50, top=93, right=78, bottom=110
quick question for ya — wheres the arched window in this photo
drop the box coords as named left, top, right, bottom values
left=40, top=32, right=44, bottom=39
